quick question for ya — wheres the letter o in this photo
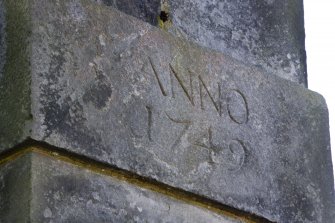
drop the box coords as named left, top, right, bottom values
left=227, top=90, right=249, bottom=124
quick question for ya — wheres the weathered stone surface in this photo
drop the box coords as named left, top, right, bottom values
left=0, top=0, right=5, bottom=80
left=0, top=0, right=333, bottom=222
left=0, top=153, right=31, bottom=223
left=0, top=0, right=32, bottom=149
left=0, top=152, right=244, bottom=223
left=96, top=0, right=160, bottom=26
left=96, top=0, right=307, bottom=86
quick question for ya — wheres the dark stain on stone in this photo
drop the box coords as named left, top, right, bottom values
left=83, top=67, right=113, bottom=110
left=39, top=42, right=105, bottom=156
left=42, top=94, right=105, bottom=158
left=159, top=10, right=169, bottom=23
left=99, top=0, right=161, bottom=26
left=83, top=84, right=112, bottom=109
left=52, top=175, right=91, bottom=194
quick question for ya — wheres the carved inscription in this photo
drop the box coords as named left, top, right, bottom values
left=227, top=90, right=249, bottom=124
left=148, top=57, right=249, bottom=123
left=193, top=127, right=213, bottom=150
left=169, top=65, right=195, bottom=106
left=165, top=112, right=191, bottom=151
left=146, top=106, right=153, bottom=142
left=141, top=57, right=250, bottom=171
left=128, top=105, right=153, bottom=141
left=191, top=127, right=246, bottom=171
left=226, top=140, right=246, bottom=171
left=198, top=75, right=221, bottom=115
left=149, top=58, right=168, bottom=97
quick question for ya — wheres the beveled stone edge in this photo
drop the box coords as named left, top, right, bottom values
left=0, top=138, right=272, bottom=223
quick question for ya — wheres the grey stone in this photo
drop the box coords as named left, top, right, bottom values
left=0, top=0, right=333, bottom=222
left=0, top=0, right=32, bottom=149
left=96, top=0, right=161, bottom=26
left=96, top=0, right=307, bottom=86
left=0, top=152, right=244, bottom=223
left=0, top=0, right=5, bottom=81
left=0, top=152, right=31, bottom=223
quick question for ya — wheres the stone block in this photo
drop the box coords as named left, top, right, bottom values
left=0, top=150, right=253, bottom=222
left=0, top=0, right=333, bottom=222
left=0, top=151, right=31, bottom=223
left=97, top=0, right=307, bottom=85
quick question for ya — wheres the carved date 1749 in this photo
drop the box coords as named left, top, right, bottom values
left=130, top=56, right=250, bottom=172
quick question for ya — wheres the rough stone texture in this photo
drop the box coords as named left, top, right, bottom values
left=0, top=154, right=31, bottom=223
left=0, top=0, right=333, bottom=222
left=96, top=0, right=161, bottom=26
left=0, top=0, right=32, bottom=149
left=0, top=152, right=243, bottom=223
left=0, top=0, right=5, bottom=80
left=97, top=0, right=307, bottom=86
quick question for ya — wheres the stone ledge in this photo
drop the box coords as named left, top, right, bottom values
left=0, top=144, right=268, bottom=223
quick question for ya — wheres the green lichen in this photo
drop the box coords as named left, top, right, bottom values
left=0, top=0, right=32, bottom=149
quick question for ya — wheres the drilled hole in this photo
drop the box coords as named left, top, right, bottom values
left=160, top=11, right=169, bottom=22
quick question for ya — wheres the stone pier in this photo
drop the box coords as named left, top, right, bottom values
left=0, top=0, right=334, bottom=222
